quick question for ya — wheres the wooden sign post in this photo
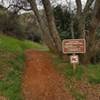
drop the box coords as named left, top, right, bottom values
left=70, top=54, right=79, bottom=71
left=62, top=39, right=86, bottom=71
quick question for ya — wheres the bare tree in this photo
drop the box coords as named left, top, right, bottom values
left=75, top=0, right=100, bottom=64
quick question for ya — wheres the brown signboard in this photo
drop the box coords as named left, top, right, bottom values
left=62, top=39, right=86, bottom=54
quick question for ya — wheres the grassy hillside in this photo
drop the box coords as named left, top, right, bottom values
left=0, top=34, right=48, bottom=100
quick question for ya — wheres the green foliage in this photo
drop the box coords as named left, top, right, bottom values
left=87, top=64, right=100, bottom=84
left=0, top=8, right=8, bottom=32
left=18, top=13, right=41, bottom=41
left=0, top=7, right=41, bottom=40
left=53, top=5, right=71, bottom=39
left=53, top=5, right=79, bottom=40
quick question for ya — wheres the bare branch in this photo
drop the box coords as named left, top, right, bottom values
left=75, top=0, right=82, bottom=15
left=88, top=0, right=100, bottom=34
left=7, top=4, right=32, bottom=11
left=83, top=0, right=94, bottom=13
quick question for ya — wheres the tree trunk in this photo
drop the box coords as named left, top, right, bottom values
left=27, top=0, right=58, bottom=53
left=42, top=0, right=62, bottom=55
left=83, top=16, right=100, bottom=64
left=78, top=17, right=100, bottom=64
left=76, top=0, right=100, bottom=64
left=27, top=0, right=62, bottom=55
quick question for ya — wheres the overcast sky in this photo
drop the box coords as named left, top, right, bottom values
left=0, top=0, right=87, bottom=10
left=53, top=0, right=87, bottom=9
left=0, top=0, right=87, bottom=6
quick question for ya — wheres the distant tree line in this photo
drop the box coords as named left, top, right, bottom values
left=0, top=5, right=41, bottom=42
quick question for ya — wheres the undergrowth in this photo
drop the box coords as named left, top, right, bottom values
left=53, top=55, right=100, bottom=100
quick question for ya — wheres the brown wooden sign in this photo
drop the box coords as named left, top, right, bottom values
left=62, top=39, right=86, bottom=54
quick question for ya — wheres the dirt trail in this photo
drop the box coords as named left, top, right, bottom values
left=22, top=50, right=74, bottom=100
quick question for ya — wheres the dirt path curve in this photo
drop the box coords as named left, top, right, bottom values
left=22, top=50, right=74, bottom=100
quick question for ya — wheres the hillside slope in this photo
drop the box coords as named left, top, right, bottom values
left=0, top=34, right=48, bottom=100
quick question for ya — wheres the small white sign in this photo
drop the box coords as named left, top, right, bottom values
left=70, top=55, right=79, bottom=64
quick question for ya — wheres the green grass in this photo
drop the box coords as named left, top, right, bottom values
left=71, top=90, right=86, bottom=100
left=53, top=55, right=100, bottom=83
left=0, top=34, right=48, bottom=52
left=0, top=34, right=48, bottom=100
left=87, top=64, right=100, bottom=84
left=53, top=56, right=85, bottom=80
left=0, top=53, right=24, bottom=100
left=53, top=56, right=100, bottom=100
